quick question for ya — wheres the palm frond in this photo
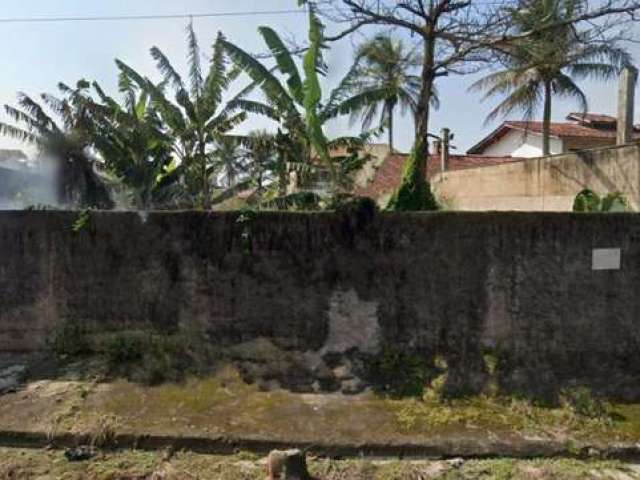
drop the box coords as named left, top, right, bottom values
left=0, top=121, right=39, bottom=144
left=258, top=26, right=304, bottom=104
left=553, top=73, right=588, bottom=114
left=115, top=60, right=151, bottom=91
left=185, top=22, right=204, bottom=99
left=325, top=88, right=391, bottom=123
left=485, top=80, right=542, bottom=125
left=227, top=99, right=279, bottom=121
left=150, top=46, right=185, bottom=91
left=16, top=93, right=59, bottom=133
left=221, top=38, right=298, bottom=119
left=569, top=63, right=619, bottom=81
left=202, top=32, right=229, bottom=118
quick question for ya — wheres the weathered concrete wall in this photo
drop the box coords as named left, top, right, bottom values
left=433, top=144, right=640, bottom=211
left=2, top=210, right=640, bottom=399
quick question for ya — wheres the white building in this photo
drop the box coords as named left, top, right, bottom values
left=467, top=113, right=638, bottom=158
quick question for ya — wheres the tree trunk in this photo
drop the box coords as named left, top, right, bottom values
left=542, top=80, right=552, bottom=156
left=388, top=102, right=395, bottom=152
left=200, top=143, right=210, bottom=210
left=266, top=449, right=312, bottom=480
left=414, top=32, right=436, bottom=177
left=387, top=24, right=438, bottom=211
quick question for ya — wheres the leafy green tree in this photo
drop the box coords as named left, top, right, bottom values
left=338, top=34, right=438, bottom=152
left=471, top=0, right=630, bottom=155
left=61, top=75, right=178, bottom=209
left=220, top=7, right=372, bottom=197
left=117, top=24, right=246, bottom=209
left=0, top=86, right=113, bottom=209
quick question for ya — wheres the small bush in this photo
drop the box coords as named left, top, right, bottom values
left=573, top=189, right=601, bottom=212
left=50, top=321, right=90, bottom=357
left=601, top=192, right=631, bottom=212
left=90, top=414, right=119, bottom=449
left=364, top=348, right=433, bottom=398
left=102, top=333, right=145, bottom=365
left=561, top=386, right=609, bottom=420
left=572, top=189, right=632, bottom=212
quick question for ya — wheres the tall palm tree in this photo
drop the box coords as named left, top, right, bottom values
left=471, top=0, right=630, bottom=155
left=338, top=34, right=438, bottom=152
left=0, top=84, right=113, bottom=209
left=117, top=24, right=246, bottom=209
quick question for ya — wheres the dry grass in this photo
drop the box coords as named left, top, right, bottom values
left=0, top=449, right=638, bottom=480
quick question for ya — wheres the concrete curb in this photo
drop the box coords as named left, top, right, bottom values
left=0, top=430, right=639, bottom=460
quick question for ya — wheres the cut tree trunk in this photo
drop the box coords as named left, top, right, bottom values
left=266, top=449, right=313, bottom=480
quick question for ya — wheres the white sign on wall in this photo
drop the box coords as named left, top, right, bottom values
left=592, top=248, right=621, bottom=271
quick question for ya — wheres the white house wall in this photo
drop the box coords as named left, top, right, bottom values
left=481, top=129, right=564, bottom=157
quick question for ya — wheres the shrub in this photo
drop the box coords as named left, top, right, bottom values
left=601, top=192, right=631, bottom=212
left=573, top=189, right=601, bottom=212
left=50, top=320, right=90, bottom=357
left=561, top=386, right=609, bottom=420
left=364, top=348, right=433, bottom=398
left=102, top=333, right=145, bottom=364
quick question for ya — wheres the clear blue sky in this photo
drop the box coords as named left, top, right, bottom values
left=0, top=0, right=638, bottom=156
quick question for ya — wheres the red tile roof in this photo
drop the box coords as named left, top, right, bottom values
left=505, top=121, right=620, bottom=138
left=356, top=153, right=520, bottom=200
left=566, top=112, right=618, bottom=126
left=467, top=120, right=627, bottom=154
left=467, top=112, right=640, bottom=154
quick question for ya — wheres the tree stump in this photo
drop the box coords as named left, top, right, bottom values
left=266, top=449, right=313, bottom=480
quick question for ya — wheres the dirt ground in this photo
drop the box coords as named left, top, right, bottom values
left=2, top=448, right=640, bottom=479
left=2, top=361, right=640, bottom=459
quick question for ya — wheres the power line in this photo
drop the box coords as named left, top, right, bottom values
left=0, top=9, right=306, bottom=24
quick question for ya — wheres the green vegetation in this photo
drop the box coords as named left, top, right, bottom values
left=70, top=208, right=91, bottom=233
left=48, top=326, right=215, bottom=386
left=471, top=0, right=629, bottom=156
left=1, top=1, right=632, bottom=212
left=337, top=33, right=439, bottom=153
left=364, top=348, right=436, bottom=398
left=50, top=320, right=90, bottom=357
left=573, top=189, right=632, bottom=212
left=0, top=448, right=636, bottom=480
left=386, top=140, right=440, bottom=211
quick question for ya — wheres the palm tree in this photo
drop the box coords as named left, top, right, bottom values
left=338, top=34, right=438, bottom=152
left=117, top=23, right=246, bottom=209
left=0, top=84, right=113, bottom=208
left=212, top=136, right=246, bottom=188
left=243, top=130, right=276, bottom=191
left=471, top=0, right=630, bottom=155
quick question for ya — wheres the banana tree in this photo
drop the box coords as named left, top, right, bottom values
left=117, top=24, right=246, bottom=209
left=60, top=76, right=179, bottom=209
left=220, top=4, right=382, bottom=197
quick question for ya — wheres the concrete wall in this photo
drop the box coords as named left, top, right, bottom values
left=434, top=144, right=640, bottom=211
left=482, top=129, right=564, bottom=157
left=2, top=210, right=640, bottom=399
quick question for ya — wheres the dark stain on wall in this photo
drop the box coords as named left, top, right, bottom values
left=1, top=210, right=640, bottom=400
